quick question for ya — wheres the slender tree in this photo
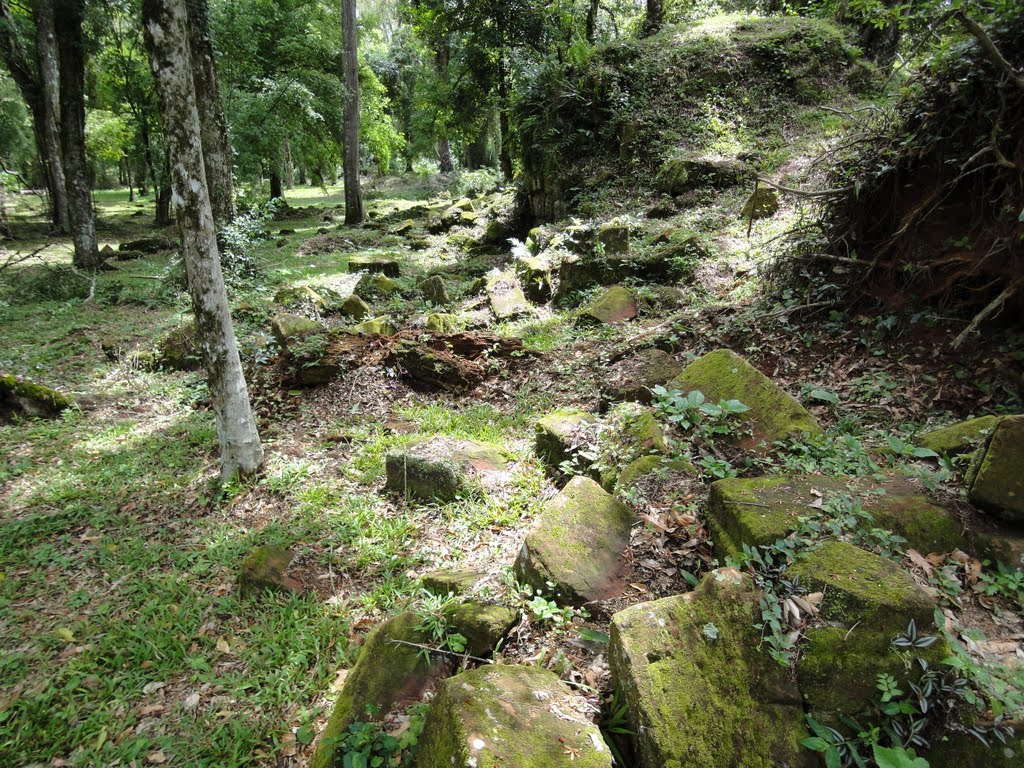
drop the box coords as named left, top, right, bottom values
left=642, top=0, right=664, bottom=38
left=342, top=0, right=364, bottom=224
left=54, top=0, right=100, bottom=269
left=186, top=0, right=235, bottom=224
left=141, top=0, right=264, bottom=480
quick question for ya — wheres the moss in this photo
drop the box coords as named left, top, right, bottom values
left=534, top=408, right=598, bottom=469
left=918, top=415, right=1002, bottom=458
left=974, top=530, right=1024, bottom=570
left=485, top=271, right=531, bottom=319
left=741, top=185, right=779, bottom=219
left=656, top=158, right=750, bottom=195
left=924, top=730, right=1022, bottom=768
left=0, top=375, right=74, bottom=421
left=154, top=322, right=202, bottom=371
left=238, top=545, right=294, bottom=597
left=967, top=415, right=1024, bottom=524
left=424, top=313, right=466, bottom=333
left=513, top=255, right=553, bottom=302
left=442, top=602, right=517, bottom=657
left=271, top=313, right=324, bottom=348
left=274, top=285, right=327, bottom=308
left=669, top=349, right=822, bottom=447
left=339, top=294, right=371, bottom=320
left=515, top=476, right=634, bottom=605
left=706, top=476, right=795, bottom=560
left=416, top=665, right=613, bottom=768
left=354, top=272, right=400, bottom=299
left=602, top=348, right=684, bottom=405
left=617, top=456, right=696, bottom=491
left=348, top=316, right=396, bottom=336
left=311, top=613, right=437, bottom=768
left=597, top=220, right=630, bottom=254
left=797, top=626, right=948, bottom=721
left=579, top=285, right=638, bottom=325
left=787, top=541, right=934, bottom=633
left=384, top=437, right=506, bottom=501
left=347, top=255, right=400, bottom=277
left=598, top=405, right=667, bottom=489
left=610, top=569, right=808, bottom=768
left=420, top=569, right=485, bottom=597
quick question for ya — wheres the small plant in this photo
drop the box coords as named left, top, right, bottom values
left=412, top=590, right=468, bottom=659
left=334, top=703, right=428, bottom=768
left=651, top=387, right=750, bottom=438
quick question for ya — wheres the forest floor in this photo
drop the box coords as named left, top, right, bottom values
left=1, top=175, right=1023, bottom=767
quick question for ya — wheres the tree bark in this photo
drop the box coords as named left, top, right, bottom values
left=586, top=0, right=599, bottom=44
left=186, top=0, right=235, bottom=224
left=283, top=138, right=294, bottom=189
left=434, top=45, right=454, bottom=173
left=269, top=171, right=283, bottom=200
left=642, top=0, right=664, bottom=38
left=33, top=2, right=70, bottom=233
left=54, top=0, right=100, bottom=269
left=341, top=0, right=363, bottom=224
left=497, top=54, right=512, bottom=181
left=141, top=0, right=263, bottom=480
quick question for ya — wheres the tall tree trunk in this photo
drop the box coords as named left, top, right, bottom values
left=497, top=55, right=512, bottom=181
left=54, top=0, right=99, bottom=269
left=124, top=157, right=135, bottom=202
left=33, top=2, right=70, bottom=233
left=586, top=0, right=599, bottom=44
left=0, top=0, right=68, bottom=232
left=434, top=46, right=454, bottom=174
left=141, top=0, right=263, bottom=481
left=283, top=138, right=294, bottom=189
left=269, top=171, right=283, bottom=200
left=186, top=0, right=234, bottom=224
left=642, top=0, right=664, bottom=38
left=341, top=0, right=363, bottom=225
left=156, top=156, right=173, bottom=227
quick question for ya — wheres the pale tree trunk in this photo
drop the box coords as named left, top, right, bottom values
left=283, top=138, right=294, bottom=189
left=186, top=0, right=235, bottom=224
left=434, top=46, right=454, bottom=174
left=642, top=0, right=664, bottom=38
left=33, top=2, right=70, bottom=233
left=142, top=0, right=264, bottom=480
left=54, top=0, right=100, bottom=269
left=341, top=0, right=363, bottom=224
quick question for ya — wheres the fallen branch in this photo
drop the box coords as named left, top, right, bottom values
left=955, top=11, right=1024, bottom=91
left=756, top=176, right=853, bottom=199
left=952, top=280, right=1021, bottom=349
left=388, top=638, right=493, bottom=664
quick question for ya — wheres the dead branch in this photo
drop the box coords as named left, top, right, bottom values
left=388, top=638, right=493, bottom=664
left=756, top=176, right=853, bottom=199
left=955, top=11, right=1024, bottom=91
left=952, top=280, right=1021, bottom=349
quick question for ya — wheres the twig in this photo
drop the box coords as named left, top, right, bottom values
left=388, top=638, right=493, bottom=664
left=757, top=177, right=851, bottom=199
left=954, top=11, right=1024, bottom=91
left=728, top=500, right=770, bottom=508
left=952, top=280, right=1021, bottom=349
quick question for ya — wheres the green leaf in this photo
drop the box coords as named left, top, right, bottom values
left=800, top=736, right=831, bottom=752
left=871, top=744, right=929, bottom=768
left=911, top=447, right=939, bottom=459
left=578, top=628, right=610, bottom=644
left=807, top=388, right=840, bottom=405
left=296, top=726, right=315, bottom=745
left=702, top=622, right=719, bottom=640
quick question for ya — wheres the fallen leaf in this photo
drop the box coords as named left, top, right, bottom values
left=55, top=628, right=75, bottom=643
left=142, top=682, right=166, bottom=695
left=905, top=549, right=934, bottom=577
left=216, top=637, right=230, bottom=654
left=139, top=705, right=165, bottom=717
left=146, top=751, right=166, bottom=764
left=629, top=583, right=648, bottom=592
left=183, top=692, right=200, bottom=711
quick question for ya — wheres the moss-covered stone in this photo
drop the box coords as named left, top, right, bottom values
left=598, top=404, right=668, bottom=490
left=924, top=730, right=1022, bottom=768
left=418, top=275, right=450, bottom=306
left=442, top=601, right=517, bottom=657
left=597, top=221, right=630, bottom=254
left=339, top=294, right=371, bottom=321
left=310, top=613, right=439, bottom=768
left=787, top=540, right=935, bottom=633
left=347, top=255, right=400, bottom=277
left=975, top=530, right=1024, bottom=570
left=416, top=665, right=613, bottom=768
left=668, top=348, right=822, bottom=447
left=385, top=436, right=508, bottom=501
left=579, top=285, right=637, bottom=325
left=967, top=415, right=1024, bottom=524
left=656, top=157, right=751, bottom=195
left=741, top=185, right=780, bottom=219
left=918, top=415, right=1003, bottom=458
left=392, top=218, right=415, bottom=235
left=534, top=408, right=598, bottom=470
left=618, top=455, right=697, bottom=492
left=513, top=255, right=553, bottom=302
left=348, top=316, right=396, bottom=336
left=270, top=313, right=324, bottom=348
left=354, top=272, right=401, bottom=299
left=514, top=476, right=634, bottom=605
left=420, top=569, right=485, bottom=596
left=274, top=284, right=330, bottom=310
left=238, top=545, right=296, bottom=596
left=424, top=313, right=467, bottom=333
left=708, top=476, right=964, bottom=561
left=797, top=625, right=948, bottom=720
left=602, top=348, right=683, bottom=405
left=0, top=375, right=74, bottom=422
left=610, top=569, right=811, bottom=768
left=154, top=323, right=202, bottom=371
left=485, top=271, right=531, bottom=319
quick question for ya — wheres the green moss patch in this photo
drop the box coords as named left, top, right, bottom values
left=0, top=374, right=74, bottom=422
left=534, top=408, right=598, bottom=470
left=918, top=415, right=1003, bottom=458
left=609, top=569, right=809, bottom=768
left=967, top=415, right=1024, bottom=524
left=579, top=285, right=638, bottom=325
left=416, top=665, right=612, bottom=768
left=385, top=436, right=508, bottom=502
left=514, top=476, right=634, bottom=605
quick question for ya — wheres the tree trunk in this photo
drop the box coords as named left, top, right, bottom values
left=54, top=0, right=100, bottom=269
left=341, top=0, right=363, bottom=225
left=434, top=45, right=454, bottom=174
left=33, top=2, right=70, bottom=233
left=125, top=157, right=135, bottom=202
left=642, top=0, right=664, bottom=38
left=269, top=171, right=283, bottom=200
left=586, top=0, right=599, bottom=44
left=141, top=0, right=263, bottom=481
left=497, top=55, right=512, bottom=181
left=283, top=138, right=294, bottom=189
left=186, top=0, right=235, bottom=225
